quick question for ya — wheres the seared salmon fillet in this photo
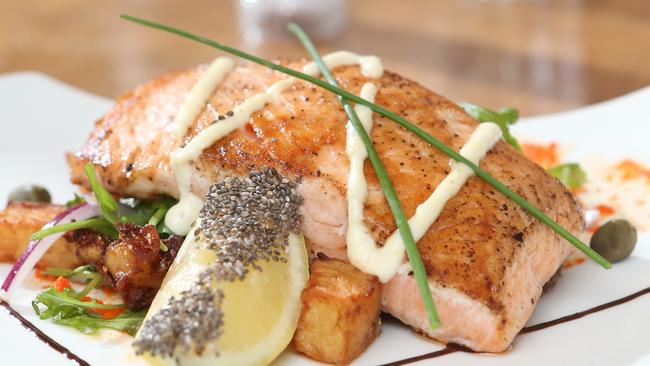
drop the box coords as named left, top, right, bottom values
left=66, top=59, right=583, bottom=352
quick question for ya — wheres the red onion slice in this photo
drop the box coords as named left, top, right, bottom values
left=0, top=203, right=100, bottom=300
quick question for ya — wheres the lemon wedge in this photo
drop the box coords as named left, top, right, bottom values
left=136, top=224, right=309, bottom=366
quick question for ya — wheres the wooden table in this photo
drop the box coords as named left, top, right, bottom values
left=2, top=0, right=648, bottom=115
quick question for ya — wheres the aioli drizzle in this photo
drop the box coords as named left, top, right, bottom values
left=164, top=57, right=235, bottom=235
left=171, top=57, right=235, bottom=139
left=348, top=122, right=503, bottom=282
left=165, top=51, right=383, bottom=235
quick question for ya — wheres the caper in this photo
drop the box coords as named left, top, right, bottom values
left=7, top=185, right=52, bottom=204
left=590, top=219, right=637, bottom=263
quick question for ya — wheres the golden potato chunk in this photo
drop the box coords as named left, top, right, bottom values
left=0, top=202, right=80, bottom=268
left=293, top=257, right=381, bottom=365
left=101, top=223, right=183, bottom=309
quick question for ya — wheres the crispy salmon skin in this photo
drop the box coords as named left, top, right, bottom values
left=67, top=59, right=584, bottom=352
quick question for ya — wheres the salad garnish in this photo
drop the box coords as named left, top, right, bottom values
left=460, top=105, right=589, bottom=190
left=548, top=163, right=588, bottom=190
left=31, top=164, right=176, bottom=252
left=460, top=103, right=522, bottom=151
left=84, top=164, right=119, bottom=224
left=32, top=265, right=146, bottom=336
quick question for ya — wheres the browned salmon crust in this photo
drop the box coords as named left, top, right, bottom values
left=67, top=59, right=584, bottom=352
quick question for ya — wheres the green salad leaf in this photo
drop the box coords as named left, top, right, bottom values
left=42, top=264, right=97, bottom=278
left=84, top=164, right=119, bottom=224
left=53, top=311, right=146, bottom=336
left=33, top=287, right=123, bottom=314
left=460, top=103, right=522, bottom=151
left=65, top=193, right=86, bottom=208
left=43, top=264, right=104, bottom=298
left=32, top=287, right=145, bottom=336
left=548, top=163, right=587, bottom=189
left=119, top=196, right=176, bottom=251
left=120, top=196, right=176, bottom=231
left=30, top=163, right=177, bottom=248
left=32, top=266, right=146, bottom=337
left=30, top=217, right=118, bottom=241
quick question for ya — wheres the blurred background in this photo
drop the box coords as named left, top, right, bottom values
left=1, top=0, right=648, bottom=115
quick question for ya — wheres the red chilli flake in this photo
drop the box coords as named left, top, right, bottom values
left=522, top=142, right=559, bottom=169
left=586, top=204, right=617, bottom=233
left=53, top=277, right=70, bottom=292
left=596, top=204, right=616, bottom=217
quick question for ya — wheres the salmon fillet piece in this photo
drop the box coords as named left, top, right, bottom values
left=66, top=59, right=583, bottom=352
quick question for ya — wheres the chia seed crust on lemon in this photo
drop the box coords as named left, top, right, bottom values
left=197, top=167, right=303, bottom=281
left=133, top=283, right=225, bottom=359
left=134, top=168, right=303, bottom=359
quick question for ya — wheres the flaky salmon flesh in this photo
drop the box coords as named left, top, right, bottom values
left=67, top=59, right=584, bottom=352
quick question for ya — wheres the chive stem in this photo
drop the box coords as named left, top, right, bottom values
left=148, top=206, right=168, bottom=227
left=76, top=273, right=102, bottom=299
left=43, top=265, right=96, bottom=279
left=42, top=268, right=74, bottom=277
left=30, top=218, right=109, bottom=241
left=149, top=207, right=171, bottom=252
left=84, top=163, right=119, bottom=224
left=288, top=23, right=440, bottom=329
left=119, top=15, right=611, bottom=269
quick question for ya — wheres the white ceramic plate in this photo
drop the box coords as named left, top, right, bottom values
left=0, top=72, right=648, bottom=366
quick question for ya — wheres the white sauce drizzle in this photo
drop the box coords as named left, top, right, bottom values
left=166, top=51, right=383, bottom=235
left=171, top=58, right=235, bottom=140
left=347, top=122, right=503, bottom=282
left=164, top=57, right=235, bottom=235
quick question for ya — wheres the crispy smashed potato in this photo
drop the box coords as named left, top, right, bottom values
left=100, top=223, right=183, bottom=310
left=293, top=257, right=381, bottom=365
left=0, top=202, right=80, bottom=268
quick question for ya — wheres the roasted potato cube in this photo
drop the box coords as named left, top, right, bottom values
left=101, top=223, right=183, bottom=310
left=293, top=257, right=381, bottom=365
left=0, top=202, right=80, bottom=268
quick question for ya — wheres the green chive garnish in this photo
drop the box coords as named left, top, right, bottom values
left=84, top=163, right=119, bottom=225
left=119, top=15, right=611, bottom=271
left=287, top=23, right=440, bottom=330
left=30, top=217, right=117, bottom=241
